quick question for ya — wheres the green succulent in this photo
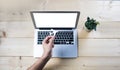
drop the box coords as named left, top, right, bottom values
left=85, top=17, right=99, bottom=31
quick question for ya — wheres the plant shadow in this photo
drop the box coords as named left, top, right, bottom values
left=78, top=28, right=90, bottom=39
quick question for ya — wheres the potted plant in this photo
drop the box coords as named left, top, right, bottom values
left=84, top=17, right=100, bottom=32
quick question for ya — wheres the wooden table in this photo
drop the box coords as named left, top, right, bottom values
left=0, top=0, right=120, bottom=70
left=0, top=21, right=120, bottom=70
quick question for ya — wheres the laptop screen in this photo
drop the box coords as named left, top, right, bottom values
left=31, top=11, right=80, bottom=28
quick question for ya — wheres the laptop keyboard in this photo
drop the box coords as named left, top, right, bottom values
left=37, top=31, right=74, bottom=44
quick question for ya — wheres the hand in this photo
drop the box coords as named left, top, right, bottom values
left=28, top=36, right=55, bottom=70
left=42, top=36, right=55, bottom=58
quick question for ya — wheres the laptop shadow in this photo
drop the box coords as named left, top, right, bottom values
left=78, top=29, right=90, bottom=39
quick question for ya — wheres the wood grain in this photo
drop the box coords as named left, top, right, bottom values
left=0, top=0, right=120, bottom=70
left=21, top=56, right=120, bottom=70
left=0, top=21, right=120, bottom=38
left=78, top=39, right=120, bottom=56
left=0, top=1, right=120, bottom=21
left=0, top=38, right=120, bottom=57
left=77, top=21, right=120, bottom=39
left=0, top=57, right=20, bottom=70
left=0, top=38, right=33, bottom=56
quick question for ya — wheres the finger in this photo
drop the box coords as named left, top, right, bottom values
left=42, top=36, right=51, bottom=44
left=49, top=36, right=55, bottom=44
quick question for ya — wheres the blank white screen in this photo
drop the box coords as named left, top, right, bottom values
left=33, top=13, right=77, bottom=28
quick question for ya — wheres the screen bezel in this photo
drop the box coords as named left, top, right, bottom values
left=30, top=11, right=80, bottom=29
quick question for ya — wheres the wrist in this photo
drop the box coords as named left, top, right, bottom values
left=41, top=52, right=52, bottom=60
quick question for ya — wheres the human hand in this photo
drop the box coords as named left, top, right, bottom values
left=28, top=36, right=55, bottom=70
left=42, top=36, right=55, bottom=58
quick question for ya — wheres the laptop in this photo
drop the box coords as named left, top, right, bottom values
left=30, top=11, right=80, bottom=58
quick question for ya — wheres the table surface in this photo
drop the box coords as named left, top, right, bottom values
left=0, top=21, right=120, bottom=70
left=0, top=0, right=120, bottom=70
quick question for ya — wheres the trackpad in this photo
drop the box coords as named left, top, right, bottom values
left=52, top=46, right=63, bottom=57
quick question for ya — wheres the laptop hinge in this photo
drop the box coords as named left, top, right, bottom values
left=38, top=28, right=73, bottom=30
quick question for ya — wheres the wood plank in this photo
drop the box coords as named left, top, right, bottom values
left=0, top=31, right=3, bottom=37
left=0, top=21, right=34, bottom=38
left=21, top=56, right=120, bottom=70
left=0, top=38, right=33, bottom=56
left=0, top=1, right=120, bottom=21
left=1, top=56, right=120, bottom=70
left=0, top=22, right=6, bottom=38
left=77, top=21, right=120, bottom=39
left=0, top=21, right=120, bottom=38
left=78, top=39, right=120, bottom=56
left=79, top=6, right=120, bottom=21
left=45, top=0, right=120, bottom=21
left=0, top=38, right=120, bottom=56
left=5, top=21, right=34, bottom=38
left=80, top=67, right=120, bottom=70
left=0, top=57, right=21, bottom=70
left=0, top=0, right=45, bottom=21
left=45, top=0, right=80, bottom=10
left=20, top=57, right=37, bottom=70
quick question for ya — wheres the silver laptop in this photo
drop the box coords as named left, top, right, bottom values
left=30, top=11, right=80, bottom=58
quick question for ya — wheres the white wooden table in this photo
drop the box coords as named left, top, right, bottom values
left=1, top=21, right=120, bottom=70
left=0, top=0, right=120, bottom=70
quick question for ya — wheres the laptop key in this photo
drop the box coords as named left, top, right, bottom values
left=37, top=31, right=74, bottom=45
